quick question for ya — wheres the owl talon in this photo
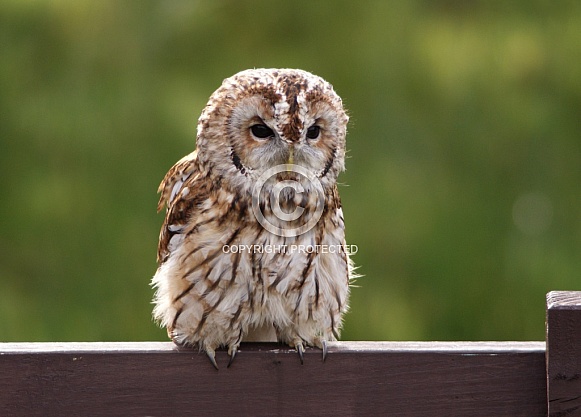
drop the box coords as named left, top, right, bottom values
left=206, top=349, right=219, bottom=370
left=322, top=340, right=328, bottom=362
left=227, top=346, right=237, bottom=368
left=296, top=342, right=305, bottom=364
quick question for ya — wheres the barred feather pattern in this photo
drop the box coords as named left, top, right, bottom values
left=152, top=68, right=354, bottom=362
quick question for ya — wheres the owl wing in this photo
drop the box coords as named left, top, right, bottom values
left=156, top=150, right=205, bottom=263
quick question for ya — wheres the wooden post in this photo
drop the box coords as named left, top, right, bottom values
left=547, top=291, right=581, bottom=416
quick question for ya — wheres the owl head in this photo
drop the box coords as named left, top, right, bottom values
left=194, top=68, right=349, bottom=192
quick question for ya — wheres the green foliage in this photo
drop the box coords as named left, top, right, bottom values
left=1, top=0, right=580, bottom=342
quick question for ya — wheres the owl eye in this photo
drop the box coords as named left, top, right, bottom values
left=250, top=124, right=275, bottom=139
left=306, top=125, right=321, bottom=140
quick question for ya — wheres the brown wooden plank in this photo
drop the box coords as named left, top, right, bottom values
left=547, top=291, right=581, bottom=417
left=0, top=341, right=545, bottom=417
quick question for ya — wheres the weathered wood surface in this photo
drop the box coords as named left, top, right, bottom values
left=0, top=341, right=546, bottom=417
left=547, top=291, right=581, bottom=417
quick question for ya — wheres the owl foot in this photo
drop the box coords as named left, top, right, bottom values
left=227, top=345, right=238, bottom=368
left=295, top=341, right=305, bottom=364
left=314, top=338, right=328, bottom=362
left=206, top=348, right=219, bottom=370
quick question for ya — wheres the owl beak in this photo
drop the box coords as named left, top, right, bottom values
left=286, top=146, right=295, bottom=169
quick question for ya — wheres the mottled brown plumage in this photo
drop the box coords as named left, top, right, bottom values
left=152, top=68, right=354, bottom=368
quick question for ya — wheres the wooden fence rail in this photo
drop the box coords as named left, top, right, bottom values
left=0, top=291, right=579, bottom=417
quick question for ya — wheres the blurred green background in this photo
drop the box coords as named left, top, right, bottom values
left=1, top=0, right=580, bottom=343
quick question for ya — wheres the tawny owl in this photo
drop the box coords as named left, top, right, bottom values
left=152, top=68, right=354, bottom=369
